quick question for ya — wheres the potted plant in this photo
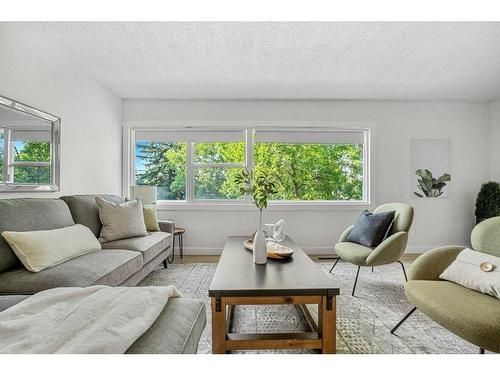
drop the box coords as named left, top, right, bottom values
left=235, top=169, right=277, bottom=264
left=475, top=181, right=500, bottom=224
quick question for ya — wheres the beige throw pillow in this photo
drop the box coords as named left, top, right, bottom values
left=1, top=224, right=101, bottom=272
left=440, top=248, right=500, bottom=299
left=96, top=197, right=148, bottom=242
left=143, top=205, right=160, bottom=232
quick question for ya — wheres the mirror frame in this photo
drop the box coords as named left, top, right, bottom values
left=0, top=95, right=60, bottom=192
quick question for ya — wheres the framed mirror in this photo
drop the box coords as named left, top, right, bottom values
left=0, top=95, right=60, bottom=192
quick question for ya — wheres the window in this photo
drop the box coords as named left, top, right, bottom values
left=134, top=130, right=247, bottom=201
left=1, top=128, right=51, bottom=185
left=253, top=129, right=364, bottom=201
left=135, top=141, right=187, bottom=200
left=130, top=127, right=368, bottom=205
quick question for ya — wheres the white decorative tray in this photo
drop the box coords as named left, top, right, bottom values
left=243, top=239, right=294, bottom=259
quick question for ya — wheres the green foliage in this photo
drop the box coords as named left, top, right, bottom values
left=193, top=142, right=246, bottom=199
left=13, top=141, right=51, bottom=184
left=475, top=181, right=500, bottom=219
left=135, top=141, right=365, bottom=202
left=235, top=169, right=278, bottom=210
left=14, top=141, right=50, bottom=162
left=254, top=143, right=363, bottom=200
left=414, top=169, right=450, bottom=197
left=195, top=168, right=244, bottom=199
left=194, top=142, right=245, bottom=163
left=136, top=142, right=186, bottom=200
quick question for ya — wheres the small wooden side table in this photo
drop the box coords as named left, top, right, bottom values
left=168, top=227, right=186, bottom=263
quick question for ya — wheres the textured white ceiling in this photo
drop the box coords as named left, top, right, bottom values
left=4, top=22, right=500, bottom=100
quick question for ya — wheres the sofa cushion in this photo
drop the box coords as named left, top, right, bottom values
left=0, top=250, right=142, bottom=295
left=126, top=298, right=207, bottom=354
left=60, top=195, right=124, bottom=238
left=0, top=198, right=75, bottom=273
left=405, top=280, right=500, bottom=353
left=102, top=231, right=171, bottom=264
left=335, top=241, right=373, bottom=266
left=0, top=295, right=30, bottom=312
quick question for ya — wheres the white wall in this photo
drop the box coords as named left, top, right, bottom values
left=489, top=99, right=500, bottom=181
left=0, top=24, right=123, bottom=197
left=123, top=99, right=490, bottom=254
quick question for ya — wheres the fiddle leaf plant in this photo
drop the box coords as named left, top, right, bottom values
left=414, top=169, right=450, bottom=197
left=234, top=169, right=278, bottom=211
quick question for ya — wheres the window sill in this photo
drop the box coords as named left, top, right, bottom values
left=156, top=201, right=370, bottom=212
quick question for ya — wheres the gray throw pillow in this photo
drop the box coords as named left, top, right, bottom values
left=347, top=209, right=395, bottom=248
left=95, top=197, right=148, bottom=242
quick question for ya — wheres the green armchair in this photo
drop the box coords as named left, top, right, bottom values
left=391, top=217, right=500, bottom=353
left=330, top=203, right=414, bottom=296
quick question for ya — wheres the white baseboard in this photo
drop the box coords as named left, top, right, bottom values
left=178, top=244, right=464, bottom=256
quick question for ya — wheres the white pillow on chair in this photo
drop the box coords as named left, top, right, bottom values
left=440, top=248, right=500, bottom=299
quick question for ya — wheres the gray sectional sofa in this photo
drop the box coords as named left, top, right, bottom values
left=0, top=195, right=207, bottom=354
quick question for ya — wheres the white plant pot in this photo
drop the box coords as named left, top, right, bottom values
left=253, top=210, right=267, bottom=264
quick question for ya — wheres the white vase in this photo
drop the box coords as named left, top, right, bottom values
left=253, top=210, right=267, bottom=264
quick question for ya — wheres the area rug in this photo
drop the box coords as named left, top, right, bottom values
left=139, top=261, right=476, bottom=354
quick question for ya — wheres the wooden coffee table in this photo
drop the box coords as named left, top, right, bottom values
left=208, top=236, right=340, bottom=354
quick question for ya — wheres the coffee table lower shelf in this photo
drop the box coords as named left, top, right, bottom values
left=210, top=295, right=336, bottom=354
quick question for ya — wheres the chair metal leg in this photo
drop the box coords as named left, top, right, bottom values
left=329, top=257, right=340, bottom=273
left=162, top=259, right=168, bottom=269
left=167, top=233, right=176, bottom=264
left=371, top=266, right=374, bottom=272
left=479, top=347, right=485, bottom=354
left=397, top=260, right=408, bottom=282
left=352, top=266, right=361, bottom=296
left=391, top=307, right=417, bottom=334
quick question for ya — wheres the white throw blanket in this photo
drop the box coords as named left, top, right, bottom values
left=0, top=285, right=181, bottom=354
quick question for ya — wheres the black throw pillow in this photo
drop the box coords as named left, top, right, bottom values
left=347, top=209, right=396, bottom=248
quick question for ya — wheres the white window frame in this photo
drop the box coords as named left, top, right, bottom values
left=0, top=128, right=51, bottom=183
left=190, top=130, right=251, bottom=203
left=123, top=121, right=375, bottom=211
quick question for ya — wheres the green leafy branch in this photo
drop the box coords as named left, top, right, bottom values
left=234, top=169, right=278, bottom=211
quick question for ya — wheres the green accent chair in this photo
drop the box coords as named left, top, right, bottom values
left=330, top=203, right=414, bottom=296
left=391, top=217, right=500, bottom=354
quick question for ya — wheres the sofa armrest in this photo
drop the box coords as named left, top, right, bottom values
left=366, top=231, right=408, bottom=266
left=338, top=225, right=354, bottom=243
left=408, top=246, right=465, bottom=281
left=158, top=220, right=175, bottom=235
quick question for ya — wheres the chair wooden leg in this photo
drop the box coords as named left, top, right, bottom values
left=352, top=266, right=361, bottom=296
left=397, top=261, right=408, bottom=282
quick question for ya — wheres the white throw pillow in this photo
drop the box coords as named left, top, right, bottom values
left=440, top=248, right=500, bottom=299
left=1, top=224, right=101, bottom=272
left=95, top=197, right=148, bottom=242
